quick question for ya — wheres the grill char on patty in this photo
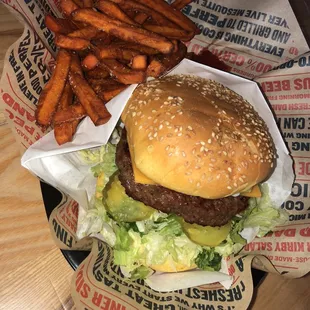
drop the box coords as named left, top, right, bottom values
left=116, top=129, right=249, bottom=227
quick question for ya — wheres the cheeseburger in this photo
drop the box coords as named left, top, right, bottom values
left=83, top=74, right=284, bottom=279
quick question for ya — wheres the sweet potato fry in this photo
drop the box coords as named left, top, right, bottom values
left=86, top=65, right=110, bottom=79
left=72, top=0, right=83, bottom=6
left=134, top=0, right=196, bottom=33
left=134, top=12, right=148, bottom=24
left=72, top=9, right=174, bottom=54
left=109, top=0, right=176, bottom=27
left=54, top=120, right=80, bottom=145
left=67, top=26, right=101, bottom=39
left=171, top=0, right=193, bottom=10
left=58, top=82, right=73, bottom=110
left=82, top=54, right=100, bottom=70
left=69, top=58, right=111, bottom=125
left=69, top=72, right=111, bottom=125
left=100, top=59, right=146, bottom=84
left=147, top=41, right=187, bottom=77
left=97, top=46, right=140, bottom=60
left=60, top=0, right=80, bottom=16
left=101, top=42, right=160, bottom=55
left=54, top=104, right=86, bottom=124
left=70, top=53, right=84, bottom=75
left=45, top=15, right=74, bottom=34
left=36, top=49, right=71, bottom=127
left=98, top=85, right=127, bottom=102
left=143, top=24, right=194, bottom=41
left=88, top=77, right=122, bottom=88
left=131, top=55, right=147, bottom=70
left=83, top=0, right=93, bottom=7
left=97, top=1, right=139, bottom=26
left=55, top=34, right=90, bottom=50
left=54, top=85, right=80, bottom=145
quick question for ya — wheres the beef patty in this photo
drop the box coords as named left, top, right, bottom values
left=116, top=130, right=249, bottom=227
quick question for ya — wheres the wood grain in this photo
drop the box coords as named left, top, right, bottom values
left=0, top=3, right=309, bottom=310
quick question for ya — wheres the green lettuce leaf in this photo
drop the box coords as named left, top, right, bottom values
left=195, top=248, right=222, bottom=271
left=243, top=184, right=288, bottom=237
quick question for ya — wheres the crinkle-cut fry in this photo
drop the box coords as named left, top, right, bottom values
left=83, top=0, right=93, bottom=7
left=35, top=49, right=71, bottom=127
left=54, top=103, right=86, bottom=124
left=97, top=0, right=139, bottom=26
left=134, top=0, right=196, bottom=33
left=110, top=0, right=177, bottom=28
left=54, top=120, right=80, bottom=145
left=82, top=54, right=99, bottom=70
left=55, top=34, right=90, bottom=50
left=171, top=0, right=193, bottom=10
left=60, top=0, right=80, bottom=16
left=100, top=59, right=146, bottom=84
left=68, top=26, right=101, bottom=39
left=107, top=42, right=160, bottom=55
left=131, top=55, right=147, bottom=70
left=143, top=24, right=194, bottom=41
left=97, top=46, right=140, bottom=60
left=72, top=9, right=174, bottom=54
left=86, top=65, right=110, bottom=79
left=147, top=41, right=187, bottom=77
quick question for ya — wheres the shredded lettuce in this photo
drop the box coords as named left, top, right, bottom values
left=78, top=141, right=289, bottom=279
left=195, top=248, right=222, bottom=271
left=243, top=184, right=288, bottom=237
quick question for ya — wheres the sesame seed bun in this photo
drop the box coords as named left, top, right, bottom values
left=122, top=75, right=276, bottom=199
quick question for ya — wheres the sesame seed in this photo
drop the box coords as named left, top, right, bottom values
left=182, top=151, right=186, bottom=157
left=168, top=152, right=173, bottom=156
left=208, top=139, right=212, bottom=144
left=228, top=167, right=232, bottom=173
left=159, top=124, right=163, bottom=130
left=227, top=186, right=232, bottom=190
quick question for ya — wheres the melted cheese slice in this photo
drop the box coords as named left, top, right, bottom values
left=132, top=160, right=157, bottom=185
left=241, top=184, right=261, bottom=197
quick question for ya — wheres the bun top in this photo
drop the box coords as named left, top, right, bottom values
left=122, top=75, right=276, bottom=199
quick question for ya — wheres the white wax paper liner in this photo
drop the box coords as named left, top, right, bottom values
left=21, top=59, right=294, bottom=291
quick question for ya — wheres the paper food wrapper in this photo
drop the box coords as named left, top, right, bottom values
left=1, top=0, right=310, bottom=309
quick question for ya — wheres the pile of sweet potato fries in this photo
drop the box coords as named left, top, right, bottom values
left=35, top=0, right=196, bottom=145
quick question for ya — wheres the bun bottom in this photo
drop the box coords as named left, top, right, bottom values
left=150, top=256, right=197, bottom=273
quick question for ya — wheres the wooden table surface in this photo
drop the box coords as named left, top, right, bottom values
left=0, top=4, right=309, bottom=310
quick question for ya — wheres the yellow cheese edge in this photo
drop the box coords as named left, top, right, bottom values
left=132, top=160, right=157, bottom=185
left=240, top=184, right=261, bottom=197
